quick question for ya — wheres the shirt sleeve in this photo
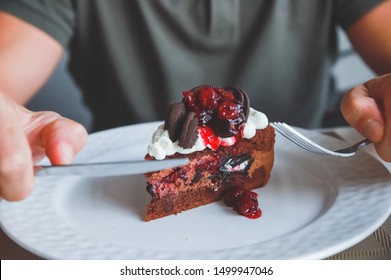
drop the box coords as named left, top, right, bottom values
left=0, top=0, right=75, bottom=47
left=333, top=0, right=385, bottom=30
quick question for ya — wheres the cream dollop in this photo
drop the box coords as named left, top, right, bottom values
left=148, top=108, right=268, bottom=160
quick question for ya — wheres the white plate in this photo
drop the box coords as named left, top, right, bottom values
left=1, top=122, right=390, bottom=259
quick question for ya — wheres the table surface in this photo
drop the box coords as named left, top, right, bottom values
left=1, top=127, right=390, bottom=260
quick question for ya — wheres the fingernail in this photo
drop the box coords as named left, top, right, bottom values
left=363, top=119, right=383, bottom=141
left=58, top=142, right=74, bottom=164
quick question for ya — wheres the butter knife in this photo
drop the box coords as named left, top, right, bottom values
left=34, top=158, right=189, bottom=177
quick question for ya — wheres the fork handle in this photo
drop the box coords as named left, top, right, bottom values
left=355, top=139, right=372, bottom=151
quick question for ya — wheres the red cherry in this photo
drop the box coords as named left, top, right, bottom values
left=196, top=87, right=220, bottom=111
left=220, top=90, right=235, bottom=101
left=182, top=91, right=195, bottom=107
left=214, top=87, right=226, bottom=95
left=217, top=102, right=239, bottom=120
left=222, top=185, right=262, bottom=219
left=233, top=191, right=259, bottom=215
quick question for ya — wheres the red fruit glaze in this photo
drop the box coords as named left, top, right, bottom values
left=222, top=185, right=262, bottom=219
left=198, top=126, right=241, bottom=150
left=198, top=126, right=220, bottom=150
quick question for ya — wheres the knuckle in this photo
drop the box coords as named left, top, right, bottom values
left=0, top=153, right=33, bottom=201
left=0, top=153, right=29, bottom=175
left=73, top=122, right=87, bottom=137
left=71, top=122, right=88, bottom=147
left=1, top=185, right=33, bottom=201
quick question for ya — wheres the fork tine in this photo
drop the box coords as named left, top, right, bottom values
left=271, top=122, right=355, bottom=156
left=271, top=123, right=326, bottom=154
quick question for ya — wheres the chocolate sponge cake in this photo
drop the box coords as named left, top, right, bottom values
left=144, top=86, right=275, bottom=221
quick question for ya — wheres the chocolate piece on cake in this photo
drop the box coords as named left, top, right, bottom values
left=144, top=85, right=275, bottom=221
left=165, top=102, right=187, bottom=142
left=178, top=112, right=198, bottom=149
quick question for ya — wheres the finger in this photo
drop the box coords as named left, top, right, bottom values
left=340, top=84, right=384, bottom=142
left=364, top=75, right=391, bottom=161
left=40, top=118, right=88, bottom=165
left=22, top=110, right=88, bottom=164
left=341, top=74, right=391, bottom=161
left=0, top=94, right=34, bottom=201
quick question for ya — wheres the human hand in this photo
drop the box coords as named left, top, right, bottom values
left=0, top=93, right=87, bottom=201
left=341, top=73, right=391, bottom=162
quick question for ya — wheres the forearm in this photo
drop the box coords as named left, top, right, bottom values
left=346, top=0, right=391, bottom=75
left=0, top=11, right=63, bottom=104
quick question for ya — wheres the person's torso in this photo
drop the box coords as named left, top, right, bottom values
left=69, top=0, right=337, bottom=131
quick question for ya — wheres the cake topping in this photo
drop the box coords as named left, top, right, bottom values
left=165, top=102, right=187, bottom=142
left=225, top=86, right=250, bottom=121
left=149, top=86, right=268, bottom=160
left=183, top=85, right=250, bottom=138
left=163, top=85, right=252, bottom=149
left=178, top=112, right=199, bottom=149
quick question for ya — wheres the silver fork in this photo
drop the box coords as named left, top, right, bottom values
left=271, top=122, right=372, bottom=157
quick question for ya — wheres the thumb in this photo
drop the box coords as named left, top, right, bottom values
left=40, top=118, right=88, bottom=165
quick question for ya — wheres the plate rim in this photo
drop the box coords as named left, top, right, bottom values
left=1, top=122, right=391, bottom=259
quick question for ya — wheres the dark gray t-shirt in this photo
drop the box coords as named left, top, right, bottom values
left=0, top=0, right=384, bottom=131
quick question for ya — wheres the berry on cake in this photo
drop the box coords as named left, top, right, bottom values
left=144, top=85, right=275, bottom=221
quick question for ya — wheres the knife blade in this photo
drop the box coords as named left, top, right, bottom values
left=34, top=158, right=189, bottom=177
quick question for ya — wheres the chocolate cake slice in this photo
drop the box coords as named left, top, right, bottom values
left=144, top=86, right=275, bottom=221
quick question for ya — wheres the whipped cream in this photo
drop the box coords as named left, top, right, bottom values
left=148, top=108, right=268, bottom=160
